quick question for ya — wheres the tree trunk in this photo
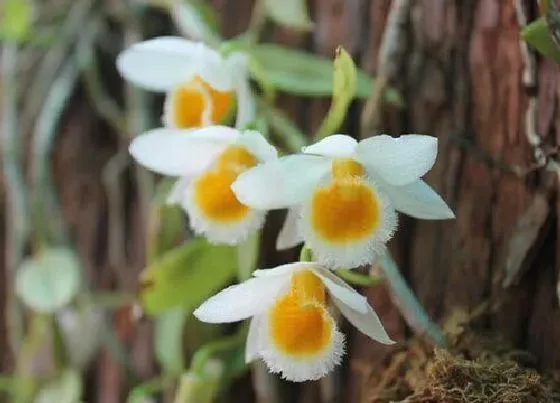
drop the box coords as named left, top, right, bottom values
left=2, top=0, right=559, bottom=402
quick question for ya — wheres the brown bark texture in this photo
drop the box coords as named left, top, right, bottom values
left=2, top=0, right=560, bottom=402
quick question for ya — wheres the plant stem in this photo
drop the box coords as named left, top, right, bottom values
left=335, top=268, right=381, bottom=287
left=378, top=252, right=447, bottom=346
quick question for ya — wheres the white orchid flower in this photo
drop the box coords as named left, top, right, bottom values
left=194, top=261, right=393, bottom=382
left=129, top=126, right=277, bottom=244
left=117, top=37, right=255, bottom=129
left=232, top=134, right=454, bottom=268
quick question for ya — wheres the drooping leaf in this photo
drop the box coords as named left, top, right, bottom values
left=521, top=17, right=560, bottom=63
left=315, top=46, right=357, bottom=139
left=251, top=44, right=402, bottom=104
left=262, top=0, right=312, bottom=31
left=140, top=239, right=238, bottom=315
left=34, top=370, right=82, bottom=403
left=0, top=0, right=34, bottom=42
left=155, top=307, right=188, bottom=375
left=16, top=248, right=81, bottom=313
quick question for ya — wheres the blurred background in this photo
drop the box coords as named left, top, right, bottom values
left=2, top=0, right=560, bottom=402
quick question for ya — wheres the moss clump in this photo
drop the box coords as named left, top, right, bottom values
left=364, top=311, right=560, bottom=403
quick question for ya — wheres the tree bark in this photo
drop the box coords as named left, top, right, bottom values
left=2, top=0, right=560, bottom=402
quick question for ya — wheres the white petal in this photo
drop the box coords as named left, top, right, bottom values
left=236, top=130, right=278, bottom=162
left=186, top=125, right=241, bottom=142
left=193, top=276, right=290, bottom=323
left=170, top=2, right=220, bottom=44
left=227, top=53, right=256, bottom=129
left=129, top=128, right=230, bottom=176
left=196, top=47, right=235, bottom=91
left=253, top=261, right=318, bottom=278
left=235, top=79, right=257, bottom=129
left=381, top=179, right=455, bottom=219
left=116, top=37, right=201, bottom=92
left=303, top=135, right=358, bottom=157
left=311, top=267, right=369, bottom=314
left=334, top=297, right=394, bottom=345
left=166, top=177, right=193, bottom=205
left=276, top=208, right=304, bottom=250
left=245, top=316, right=262, bottom=363
left=231, top=155, right=331, bottom=210
left=357, top=134, right=438, bottom=186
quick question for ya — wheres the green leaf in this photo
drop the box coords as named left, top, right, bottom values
left=155, top=307, right=188, bottom=375
left=0, top=0, right=34, bottom=42
left=34, top=370, right=82, bottom=403
left=262, top=0, right=312, bottom=31
left=140, top=239, right=238, bottom=315
left=521, top=17, right=560, bottom=63
left=315, top=46, right=357, bottom=139
left=16, top=248, right=81, bottom=313
left=251, top=44, right=402, bottom=104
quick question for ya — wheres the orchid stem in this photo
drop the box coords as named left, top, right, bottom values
left=335, top=269, right=381, bottom=287
left=378, top=252, right=447, bottom=347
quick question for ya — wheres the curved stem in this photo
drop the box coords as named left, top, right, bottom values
left=378, top=252, right=447, bottom=347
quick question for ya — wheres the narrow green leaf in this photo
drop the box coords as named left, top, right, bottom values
left=251, top=44, right=402, bottom=104
left=315, top=46, right=357, bottom=139
left=16, top=248, right=81, bottom=313
left=140, top=239, right=238, bottom=315
left=155, top=307, right=188, bottom=375
left=262, top=0, right=312, bottom=31
left=0, top=0, right=34, bottom=42
left=521, top=17, right=560, bottom=62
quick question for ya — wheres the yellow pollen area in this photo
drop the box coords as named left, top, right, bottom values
left=192, top=147, right=257, bottom=222
left=311, top=177, right=381, bottom=243
left=268, top=270, right=333, bottom=357
left=331, top=158, right=365, bottom=179
left=215, top=146, right=258, bottom=173
left=171, top=76, right=234, bottom=128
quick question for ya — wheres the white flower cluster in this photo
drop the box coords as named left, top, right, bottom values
left=118, top=37, right=454, bottom=382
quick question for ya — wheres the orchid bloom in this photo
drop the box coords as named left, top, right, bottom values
left=129, top=126, right=277, bottom=244
left=232, top=134, right=454, bottom=268
left=117, top=37, right=255, bottom=129
left=194, top=261, right=393, bottom=381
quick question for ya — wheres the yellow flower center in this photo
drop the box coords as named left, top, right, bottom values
left=268, top=270, right=334, bottom=357
left=310, top=159, right=381, bottom=243
left=192, top=146, right=257, bottom=223
left=331, top=158, right=365, bottom=179
left=171, top=75, right=234, bottom=128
